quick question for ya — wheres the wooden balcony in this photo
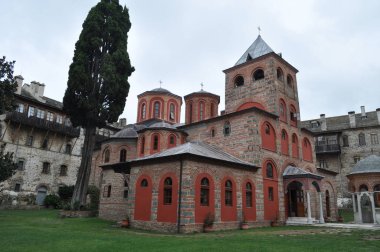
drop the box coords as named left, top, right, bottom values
left=315, top=144, right=341, bottom=154
left=6, top=111, right=80, bottom=138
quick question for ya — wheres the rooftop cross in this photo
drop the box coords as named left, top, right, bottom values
left=258, top=26, right=261, bottom=35
left=200, top=82, right=204, bottom=91
left=159, top=80, right=162, bottom=88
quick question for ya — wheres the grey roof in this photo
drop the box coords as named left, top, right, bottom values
left=133, top=141, right=255, bottom=168
left=184, top=89, right=220, bottom=102
left=283, top=166, right=324, bottom=179
left=235, top=35, right=274, bottom=66
left=150, top=87, right=171, bottom=93
left=302, top=111, right=379, bottom=133
left=19, top=89, right=63, bottom=110
left=111, top=125, right=139, bottom=138
left=350, top=155, right=380, bottom=175
left=149, top=121, right=177, bottom=129
left=137, top=87, right=182, bottom=100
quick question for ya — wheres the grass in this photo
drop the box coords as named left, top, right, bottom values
left=0, top=210, right=379, bottom=252
left=340, top=208, right=355, bottom=223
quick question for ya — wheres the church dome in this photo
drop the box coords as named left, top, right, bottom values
left=150, top=87, right=171, bottom=93
left=149, top=121, right=177, bottom=129
left=350, top=155, right=380, bottom=175
left=111, top=126, right=139, bottom=138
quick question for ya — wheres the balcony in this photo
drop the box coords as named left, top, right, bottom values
left=6, top=111, right=80, bottom=138
left=315, top=144, right=341, bottom=154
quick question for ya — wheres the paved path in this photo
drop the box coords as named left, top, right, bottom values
left=315, top=223, right=380, bottom=230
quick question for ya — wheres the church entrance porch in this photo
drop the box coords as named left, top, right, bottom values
left=283, top=166, right=325, bottom=224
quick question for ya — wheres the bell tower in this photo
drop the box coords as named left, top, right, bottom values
left=223, top=35, right=301, bottom=124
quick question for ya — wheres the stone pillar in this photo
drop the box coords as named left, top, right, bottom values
left=369, top=193, right=377, bottom=224
left=352, top=193, right=357, bottom=213
left=307, top=191, right=312, bottom=224
left=319, top=192, right=325, bottom=224
left=357, top=193, right=362, bottom=224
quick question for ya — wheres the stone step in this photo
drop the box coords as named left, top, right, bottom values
left=286, top=217, right=319, bottom=225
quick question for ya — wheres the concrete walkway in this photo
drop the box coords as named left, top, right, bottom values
left=315, top=223, right=380, bottom=230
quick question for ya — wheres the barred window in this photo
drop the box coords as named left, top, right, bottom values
left=225, top=180, right=233, bottom=206
left=246, top=182, right=253, bottom=207
left=200, top=178, right=209, bottom=206
left=163, top=177, right=173, bottom=205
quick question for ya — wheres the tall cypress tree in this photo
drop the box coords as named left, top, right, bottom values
left=63, top=0, right=134, bottom=207
left=0, top=56, right=17, bottom=114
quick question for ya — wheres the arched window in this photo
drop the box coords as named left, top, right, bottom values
left=374, top=184, right=380, bottom=207
left=200, top=178, right=210, bottom=206
left=290, top=105, right=297, bottom=127
left=246, top=182, right=253, bottom=207
left=266, top=163, right=274, bottom=178
left=281, top=129, right=289, bottom=155
left=154, top=101, right=160, bottom=118
left=359, top=133, right=366, bottom=146
left=140, top=137, right=145, bottom=155
left=141, top=103, right=146, bottom=120
left=325, top=190, right=331, bottom=217
left=120, top=149, right=127, bottom=162
left=302, top=138, right=313, bottom=162
left=292, top=134, right=299, bottom=158
left=261, top=122, right=276, bottom=152
left=104, top=149, right=110, bottom=163
left=199, top=101, right=205, bottom=120
left=152, top=134, right=159, bottom=151
left=168, top=134, right=176, bottom=148
left=359, top=184, right=368, bottom=192
left=223, top=121, right=231, bottom=136
left=287, top=75, right=293, bottom=88
left=103, top=185, right=111, bottom=198
left=279, top=99, right=287, bottom=122
left=253, top=69, right=264, bottom=81
left=225, top=180, right=233, bottom=206
left=342, top=135, right=349, bottom=147
left=141, top=179, right=148, bottom=187
left=169, top=103, right=175, bottom=121
left=163, top=177, right=172, bottom=205
left=234, top=75, right=244, bottom=87
left=277, top=68, right=284, bottom=81
left=210, top=103, right=215, bottom=117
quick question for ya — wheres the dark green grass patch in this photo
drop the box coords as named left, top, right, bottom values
left=0, top=210, right=379, bottom=252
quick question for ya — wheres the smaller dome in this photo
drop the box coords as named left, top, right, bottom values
left=350, top=155, right=380, bottom=175
left=150, top=87, right=171, bottom=93
left=149, top=121, right=177, bottom=129
left=111, top=126, right=138, bottom=138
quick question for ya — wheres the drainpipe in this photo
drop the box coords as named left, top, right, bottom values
left=177, top=159, right=183, bottom=233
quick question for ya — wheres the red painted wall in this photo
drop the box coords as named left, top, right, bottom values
left=292, top=134, right=299, bottom=158
left=302, top=137, right=313, bottom=162
left=261, top=122, right=276, bottom=152
left=281, top=129, right=289, bottom=155
left=195, top=173, right=215, bottom=224
left=263, top=161, right=279, bottom=221
left=221, top=177, right=237, bottom=222
left=242, top=179, right=256, bottom=221
left=157, top=173, right=178, bottom=223
left=134, top=175, right=152, bottom=221
left=279, top=99, right=287, bottom=123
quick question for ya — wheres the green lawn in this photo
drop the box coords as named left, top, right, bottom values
left=0, top=210, right=379, bottom=252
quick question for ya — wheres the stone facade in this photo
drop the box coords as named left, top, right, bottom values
left=302, top=108, right=380, bottom=199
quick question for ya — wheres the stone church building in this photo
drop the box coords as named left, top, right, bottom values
left=92, top=35, right=338, bottom=233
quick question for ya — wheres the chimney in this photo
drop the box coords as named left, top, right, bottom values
left=348, top=111, right=356, bottom=128
left=30, top=81, right=45, bottom=98
left=360, top=106, right=366, bottom=118
left=377, top=108, right=380, bottom=125
left=14, top=75, right=24, bottom=94
left=320, top=114, right=327, bottom=131
left=119, top=118, right=127, bottom=127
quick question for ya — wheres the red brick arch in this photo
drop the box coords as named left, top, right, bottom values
left=262, top=159, right=279, bottom=221
left=166, top=99, right=180, bottom=123
left=291, top=133, right=299, bottom=158
left=242, top=179, right=256, bottom=221
left=302, top=137, right=313, bottom=162
left=280, top=129, right=289, bottom=155
left=195, top=173, right=215, bottom=224
left=134, top=174, right=153, bottom=221
left=237, top=102, right=265, bottom=111
left=157, top=173, right=178, bottom=223
left=261, top=121, right=277, bottom=152
left=221, top=176, right=237, bottom=222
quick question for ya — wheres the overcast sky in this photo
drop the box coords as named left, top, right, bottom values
left=2, top=0, right=380, bottom=124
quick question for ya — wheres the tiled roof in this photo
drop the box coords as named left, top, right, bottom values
left=283, top=166, right=324, bottom=179
left=349, top=155, right=380, bottom=175
left=235, top=35, right=274, bottom=66
left=19, top=89, right=62, bottom=110
left=133, top=141, right=256, bottom=168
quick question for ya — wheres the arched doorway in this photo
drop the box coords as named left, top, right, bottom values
left=36, top=186, right=47, bottom=205
left=360, top=193, right=374, bottom=223
left=287, top=181, right=304, bottom=217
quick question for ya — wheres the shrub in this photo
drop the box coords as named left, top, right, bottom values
left=58, top=185, right=74, bottom=201
left=44, top=194, right=61, bottom=209
left=87, top=185, right=100, bottom=210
